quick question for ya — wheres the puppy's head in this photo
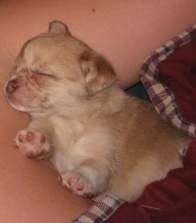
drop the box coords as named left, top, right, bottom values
left=5, top=21, right=116, bottom=114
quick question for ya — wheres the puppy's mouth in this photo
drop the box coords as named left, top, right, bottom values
left=4, top=79, right=39, bottom=112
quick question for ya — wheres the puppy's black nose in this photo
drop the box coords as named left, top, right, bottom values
left=6, top=79, right=19, bottom=94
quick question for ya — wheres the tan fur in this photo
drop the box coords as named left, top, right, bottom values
left=5, top=21, right=191, bottom=201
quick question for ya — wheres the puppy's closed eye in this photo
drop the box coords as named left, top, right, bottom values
left=26, top=70, right=58, bottom=87
left=31, top=70, right=57, bottom=80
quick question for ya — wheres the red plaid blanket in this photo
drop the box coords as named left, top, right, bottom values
left=72, top=25, right=196, bottom=223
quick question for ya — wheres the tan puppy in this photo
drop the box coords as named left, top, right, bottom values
left=5, top=21, right=191, bottom=201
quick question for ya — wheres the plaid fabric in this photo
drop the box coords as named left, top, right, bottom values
left=140, top=25, right=196, bottom=137
left=72, top=25, right=196, bottom=223
left=72, top=195, right=124, bottom=223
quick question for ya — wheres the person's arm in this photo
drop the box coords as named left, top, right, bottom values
left=1, top=0, right=196, bottom=89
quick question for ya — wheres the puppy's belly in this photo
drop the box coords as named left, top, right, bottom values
left=50, top=150, right=70, bottom=174
left=50, top=142, right=87, bottom=174
left=51, top=149, right=78, bottom=174
left=49, top=117, right=83, bottom=173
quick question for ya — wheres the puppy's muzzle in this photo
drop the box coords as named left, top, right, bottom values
left=6, top=79, right=20, bottom=94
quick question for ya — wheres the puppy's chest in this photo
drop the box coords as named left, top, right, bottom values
left=50, top=116, right=87, bottom=172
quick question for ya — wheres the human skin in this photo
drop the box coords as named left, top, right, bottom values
left=0, top=0, right=196, bottom=88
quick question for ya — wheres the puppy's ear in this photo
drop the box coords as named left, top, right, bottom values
left=49, top=20, right=71, bottom=35
left=79, top=51, right=117, bottom=95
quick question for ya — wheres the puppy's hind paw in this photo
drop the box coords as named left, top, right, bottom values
left=15, top=130, right=51, bottom=159
left=61, top=171, right=94, bottom=198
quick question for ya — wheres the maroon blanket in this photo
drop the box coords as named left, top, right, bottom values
left=106, top=31, right=196, bottom=223
left=159, top=39, right=196, bottom=124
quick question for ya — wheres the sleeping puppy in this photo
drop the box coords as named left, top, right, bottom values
left=4, top=21, right=191, bottom=201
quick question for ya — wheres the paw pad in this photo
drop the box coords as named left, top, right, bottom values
left=61, top=171, right=93, bottom=197
left=15, top=130, right=50, bottom=159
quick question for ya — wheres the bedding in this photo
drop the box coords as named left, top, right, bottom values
left=72, top=25, right=196, bottom=223
left=126, top=82, right=149, bottom=101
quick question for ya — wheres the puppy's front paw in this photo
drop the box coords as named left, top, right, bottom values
left=15, top=130, right=51, bottom=159
left=61, top=171, right=93, bottom=197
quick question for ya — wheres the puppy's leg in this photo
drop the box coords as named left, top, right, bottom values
left=15, top=120, right=53, bottom=159
left=60, top=131, right=114, bottom=197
